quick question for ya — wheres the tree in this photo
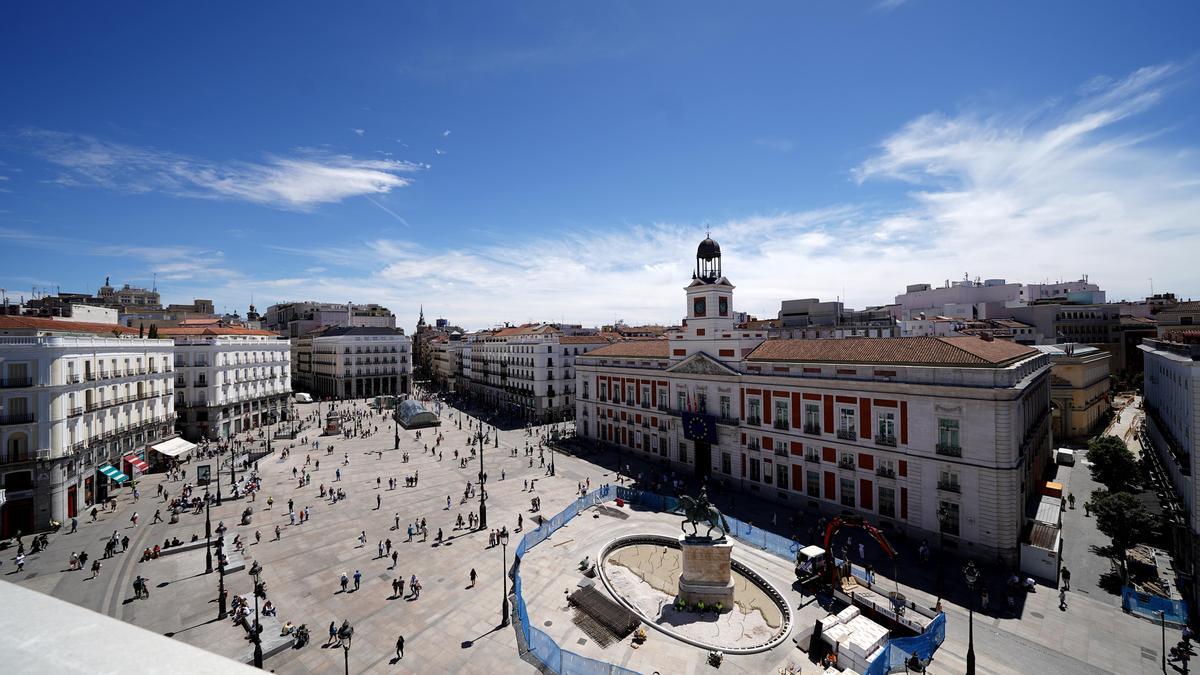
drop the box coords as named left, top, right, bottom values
left=148, top=324, right=159, bottom=339
left=1086, top=435, right=1138, bottom=491
left=1088, top=489, right=1155, bottom=579
left=138, top=323, right=144, bottom=338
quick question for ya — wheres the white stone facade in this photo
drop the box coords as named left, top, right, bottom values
left=165, top=330, right=291, bottom=441
left=0, top=325, right=175, bottom=535
left=304, top=327, right=411, bottom=400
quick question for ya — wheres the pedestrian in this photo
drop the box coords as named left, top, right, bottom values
left=353, top=569, right=362, bottom=591
left=70, top=517, right=78, bottom=533
left=275, top=524, right=282, bottom=540
left=394, top=513, right=400, bottom=530
left=1067, top=492, right=1076, bottom=510
left=1060, top=567, right=1071, bottom=591
left=121, top=535, right=129, bottom=552
left=90, top=559, right=102, bottom=579
left=378, top=541, right=384, bottom=558
left=152, top=509, right=163, bottom=524
left=15, top=553, right=25, bottom=571
left=391, top=550, right=398, bottom=568
left=255, top=529, right=262, bottom=544
left=469, top=568, right=476, bottom=588
left=340, top=571, right=349, bottom=593
left=130, top=512, right=139, bottom=527
left=328, top=621, right=338, bottom=646
left=392, top=577, right=400, bottom=597
left=1059, top=587, right=1068, bottom=610
left=395, top=634, right=405, bottom=659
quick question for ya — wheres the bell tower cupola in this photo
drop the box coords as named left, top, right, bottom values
left=694, top=234, right=722, bottom=282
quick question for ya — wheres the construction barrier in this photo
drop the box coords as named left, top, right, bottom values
left=1122, top=586, right=1189, bottom=626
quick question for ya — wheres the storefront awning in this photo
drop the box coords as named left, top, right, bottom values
left=124, top=455, right=150, bottom=473
left=150, top=437, right=196, bottom=458
left=99, top=464, right=128, bottom=484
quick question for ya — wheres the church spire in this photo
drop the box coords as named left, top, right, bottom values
left=418, top=304, right=426, bottom=327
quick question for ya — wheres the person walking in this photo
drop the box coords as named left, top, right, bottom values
left=328, top=621, right=338, bottom=647
left=395, top=634, right=405, bottom=659
left=1058, top=587, right=1068, bottom=610
left=275, top=524, right=281, bottom=540
left=340, top=571, right=349, bottom=593
left=391, top=550, right=398, bottom=568
left=89, top=559, right=102, bottom=580
left=353, top=569, right=362, bottom=591
left=1060, top=566, right=1071, bottom=591
left=392, top=577, right=400, bottom=598
left=469, top=568, right=476, bottom=588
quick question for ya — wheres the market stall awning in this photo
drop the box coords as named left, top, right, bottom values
left=124, top=454, right=150, bottom=473
left=150, top=437, right=196, bottom=458
left=98, top=464, right=128, bottom=483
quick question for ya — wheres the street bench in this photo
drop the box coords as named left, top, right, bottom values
left=235, top=594, right=292, bottom=663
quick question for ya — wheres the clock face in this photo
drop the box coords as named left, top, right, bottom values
left=693, top=297, right=706, bottom=317
left=719, top=297, right=728, bottom=316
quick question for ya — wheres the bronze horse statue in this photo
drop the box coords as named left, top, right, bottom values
left=680, top=488, right=726, bottom=541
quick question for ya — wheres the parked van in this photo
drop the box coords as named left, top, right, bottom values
left=294, top=393, right=313, bottom=404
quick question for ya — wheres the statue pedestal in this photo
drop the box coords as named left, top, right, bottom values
left=678, top=535, right=735, bottom=608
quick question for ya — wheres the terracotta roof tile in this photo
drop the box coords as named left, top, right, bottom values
left=559, top=335, right=612, bottom=344
left=0, top=316, right=139, bottom=335
left=747, top=336, right=1037, bottom=367
left=580, top=340, right=669, bottom=359
left=158, top=326, right=281, bottom=337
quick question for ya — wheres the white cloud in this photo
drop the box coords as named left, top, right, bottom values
left=442, top=130, right=451, bottom=137
left=235, top=62, right=1199, bottom=329
left=352, top=128, right=365, bottom=136
left=20, top=130, right=422, bottom=211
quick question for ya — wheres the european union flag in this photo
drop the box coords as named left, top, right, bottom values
left=682, top=412, right=718, bottom=443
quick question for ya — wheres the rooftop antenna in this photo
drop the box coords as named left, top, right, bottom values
left=153, top=272, right=157, bottom=291
left=1150, top=278, right=1154, bottom=296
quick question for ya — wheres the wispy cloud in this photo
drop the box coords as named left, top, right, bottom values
left=352, top=128, right=365, bottom=137
left=18, top=130, right=423, bottom=211
left=238, top=62, right=1199, bottom=328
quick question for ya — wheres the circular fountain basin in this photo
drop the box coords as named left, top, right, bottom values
left=597, top=534, right=793, bottom=653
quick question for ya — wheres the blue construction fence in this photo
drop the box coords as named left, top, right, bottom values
left=514, top=485, right=642, bottom=675
left=515, top=485, right=944, bottom=674
left=864, top=612, right=947, bottom=675
left=1122, top=586, right=1189, bottom=626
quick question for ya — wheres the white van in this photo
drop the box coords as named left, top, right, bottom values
left=294, top=393, right=313, bottom=404
left=1056, top=448, right=1076, bottom=466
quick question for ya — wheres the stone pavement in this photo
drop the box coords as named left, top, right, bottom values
left=7, top=394, right=1184, bottom=674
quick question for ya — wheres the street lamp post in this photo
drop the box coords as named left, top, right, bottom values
left=252, top=585, right=264, bottom=668
left=204, top=482, right=213, bottom=574
left=217, top=536, right=228, bottom=620
left=394, top=403, right=400, bottom=450
left=339, top=621, right=353, bottom=675
left=500, top=529, right=510, bottom=627
left=476, top=429, right=487, bottom=529
left=216, top=446, right=224, bottom=506
left=963, top=560, right=978, bottom=675
left=1158, top=610, right=1167, bottom=674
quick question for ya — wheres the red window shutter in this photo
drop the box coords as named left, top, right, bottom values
left=824, top=471, right=836, bottom=500
left=823, top=395, right=834, bottom=431
left=860, top=479, right=874, bottom=511
left=763, top=437, right=774, bottom=451
left=763, top=391, right=772, bottom=425
left=790, top=441, right=803, bottom=456
left=860, top=399, right=872, bottom=435
left=822, top=446, right=836, bottom=463
left=898, top=460, right=907, bottom=477
left=859, top=453, right=874, bottom=471
left=900, top=401, right=908, bottom=444
left=792, top=465, right=803, bottom=492
left=791, top=392, right=802, bottom=429
left=900, top=487, right=908, bottom=519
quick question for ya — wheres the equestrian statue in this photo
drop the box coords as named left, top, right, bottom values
left=680, top=487, right=727, bottom=541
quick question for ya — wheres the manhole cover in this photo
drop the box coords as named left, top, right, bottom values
left=544, top=620, right=553, bottom=627
left=1030, top=611, right=1044, bottom=619
left=577, top=638, right=588, bottom=646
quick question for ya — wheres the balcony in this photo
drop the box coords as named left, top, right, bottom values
left=836, top=428, right=857, bottom=442
left=838, top=457, right=856, bottom=470
left=69, top=406, right=84, bottom=417
left=0, top=413, right=35, bottom=426
left=773, top=420, right=790, bottom=431
left=716, top=416, right=740, bottom=427
left=803, top=423, right=821, bottom=435
left=875, top=467, right=896, bottom=479
left=657, top=424, right=668, bottom=432
left=746, top=441, right=761, bottom=451
left=0, top=377, right=32, bottom=388
left=67, top=373, right=82, bottom=383
left=805, top=452, right=820, bottom=463
left=937, top=480, right=961, bottom=493
left=747, top=416, right=761, bottom=426
left=935, top=442, right=962, bottom=458
left=875, top=434, right=897, bottom=447
left=0, top=452, right=32, bottom=465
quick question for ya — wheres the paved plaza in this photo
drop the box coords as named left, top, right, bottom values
left=3, top=396, right=1185, bottom=674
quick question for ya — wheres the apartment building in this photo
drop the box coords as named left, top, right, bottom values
left=0, top=316, right=176, bottom=536
left=575, top=238, right=1052, bottom=563
left=161, top=326, right=291, bottom=441
left=295, top=326, right=411, bottom=400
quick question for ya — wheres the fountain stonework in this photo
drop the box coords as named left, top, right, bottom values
left=677, top=489, right=735, bottom=607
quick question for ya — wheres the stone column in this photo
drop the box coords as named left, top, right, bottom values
left=677, top=535, right=735, bottom=608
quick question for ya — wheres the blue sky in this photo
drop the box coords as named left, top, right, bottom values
left=1, top=1, right=1198, bottom=330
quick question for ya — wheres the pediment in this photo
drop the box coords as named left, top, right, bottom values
left=667, top=351, right=739, bottom=376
